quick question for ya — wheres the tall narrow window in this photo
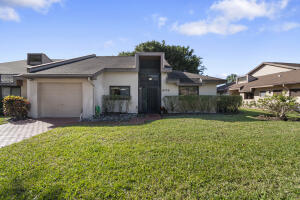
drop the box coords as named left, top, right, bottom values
left=110, top=86, right=130, bottom=96
left=179, top=86, right=199, bottom=96
left=1, top=87, right=10, bottom=97
left=11, top=87, right=21, bottom=96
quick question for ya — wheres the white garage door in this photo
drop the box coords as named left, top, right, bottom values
left=38, top=83, right=82, bottom=118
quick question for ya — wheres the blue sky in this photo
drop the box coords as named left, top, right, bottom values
left=0, top=0, right=300, bottom=78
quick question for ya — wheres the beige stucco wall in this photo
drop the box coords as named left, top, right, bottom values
left=199, top=83, right=217, bottom=95
left=161, top=73, right=218, bottom=106
left=27, top=78, right=93, bottom=119
left=94, top=71, right=139, bottom=113
left=21, top=80, right=27, bottom=98
left=25, top=72, right=221, bottom=117
left=161, top=72, right=178, bottom=106
left=252, top=65, right=291, bottom=77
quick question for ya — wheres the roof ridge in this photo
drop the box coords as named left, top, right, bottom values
left=96, top=56, right=135, bottom=58
left=248, top=61, right=300, bottom=75
left=266, top=61, right=300, bottom=65
left=27, top=54, right=96, bottom=73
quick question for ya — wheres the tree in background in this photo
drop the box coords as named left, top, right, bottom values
left=226, top=74, right=237, bottom=83
left=119, top=40, right=206, bottom=74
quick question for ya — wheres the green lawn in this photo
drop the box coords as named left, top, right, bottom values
left=0, top=117, right=7, bottom=125
left=0, top=110, right=299, bottom=199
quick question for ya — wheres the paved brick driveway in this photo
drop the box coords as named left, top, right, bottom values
left=0, top=118, right=79, bottom=148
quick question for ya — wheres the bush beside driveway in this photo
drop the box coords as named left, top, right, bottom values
left=0, top=109, right=299, bottom=199
left=0, top=117, right=7, bottom=125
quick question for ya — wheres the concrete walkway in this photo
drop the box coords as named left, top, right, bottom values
left=0, top=118, right=78, bottom=148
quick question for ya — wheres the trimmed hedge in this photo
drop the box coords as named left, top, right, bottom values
left=3, top=96, right=30, bottom=120
left=217, top=95, right=242, bottom=113
left=163, top=95, right=217, bottom=113
left=102, top=95, right=131, bottom=113
left=163, top=95, right=242, bottom=113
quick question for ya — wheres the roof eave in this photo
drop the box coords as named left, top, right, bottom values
left=19, top=74, right=93, bottom=78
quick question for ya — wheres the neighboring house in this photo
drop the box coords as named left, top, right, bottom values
left=229, top=62, right=300, bottom=103
left=217, top=82, right=235, bottom=95
left=0, top=52, right=225, bottom=118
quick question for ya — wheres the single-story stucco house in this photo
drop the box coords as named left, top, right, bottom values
left=229, top=62, right=300, bottom=103
left=0, top=52, right=225, bottom=118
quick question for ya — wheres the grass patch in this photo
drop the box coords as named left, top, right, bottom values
left=0, top=117, right=8, bottom=125
left=0, top=109, right=299, bottom=199
left=243, top=108, right=300, bottom=121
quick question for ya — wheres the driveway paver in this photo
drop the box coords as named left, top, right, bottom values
left=0, top=118, right=79, bottom=148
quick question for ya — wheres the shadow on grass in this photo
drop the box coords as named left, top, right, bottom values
left=60, top=109, right=267, bottom=129
left=0, top=176, right=66, bottom=200
left=162, top=109, right=266, bottom=123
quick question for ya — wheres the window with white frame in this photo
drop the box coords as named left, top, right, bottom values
left=259, top=91, right=266, bottom=97
left=179, top=86, right=199, bottom=96
left=110, top=86, right=130, bottom=96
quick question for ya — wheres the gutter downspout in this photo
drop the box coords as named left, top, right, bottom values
left=88, top=77, right=95, bottom=117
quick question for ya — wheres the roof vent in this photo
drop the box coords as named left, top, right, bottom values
left=278, top=74, right=281, bottom=77
left=27, top=53, right=52, bottom=66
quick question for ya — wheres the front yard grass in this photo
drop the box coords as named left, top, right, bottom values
left=0, top=109, right=299, bottom=199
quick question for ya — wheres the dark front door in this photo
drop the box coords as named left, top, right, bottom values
left=139, top=73, right=161, bottom=113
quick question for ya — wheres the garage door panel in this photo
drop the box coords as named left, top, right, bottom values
left=38, top=83, right=82, bottom=118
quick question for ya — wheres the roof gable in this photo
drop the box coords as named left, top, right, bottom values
left=247, top=62, right=300, bottom=76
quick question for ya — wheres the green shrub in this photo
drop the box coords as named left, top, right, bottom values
left=102, top=95, right=131, bottom=113
left=163, top=95, right=218, bottom=113
left=162, top=96, right=178, bottom=113
left=217, top=95, right=242, bottom=113
left=243, top=100, right=257, bottom=108
left=3, top=96, right=30, bottom=120
left=257, top=93, right=299, bottom=120
left=163, top=95, right=242, bottom=114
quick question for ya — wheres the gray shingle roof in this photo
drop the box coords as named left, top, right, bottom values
left=167, top=70, right=225, bottom=85
left=230, top=69, right=300, bottom=92
left=0, top=59, right=62, bottom=75
left=0, top=60, right=29, bottom=74
left=24, top=56, right=136, bottom=77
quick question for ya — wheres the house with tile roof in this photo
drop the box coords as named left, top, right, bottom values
left=0, top=52, right=225, bottom=118
left=229, top=62, right=300, bottom=103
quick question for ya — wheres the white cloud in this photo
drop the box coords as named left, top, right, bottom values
left=103, top=40, right=114, bottom=48
left=281, top=21, right=300, bottom=31
left=0, top=0, right=62, bottom=21
left=173, top=17, right=248, bottom=36
left=0, top=0, right=62, bottom=11
left=210, top=0, right=288, bottom=20
left=174, top=0, right=290, bottom=36
left=152, top=14, right=168, bottom=28
left=0, top=7, right=19, bottom=21
left=260, top=21, right=300, bottom=32
left=158, top=17, right=167, bottom=28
